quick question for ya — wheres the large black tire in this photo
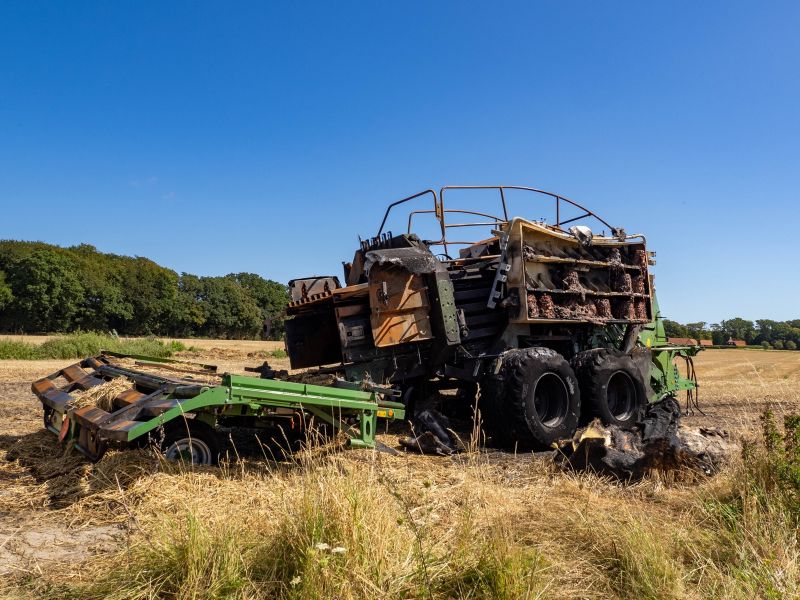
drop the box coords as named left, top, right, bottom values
left=480, top=347, right=581, bottom=449
left=158, top=418, right=221, bottom=465
left=572, top=349, right=647, bottom=428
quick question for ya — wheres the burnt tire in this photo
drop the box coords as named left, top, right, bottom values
left=572, top=349, right=646, bottom=428
left=158, top=419, right=221, bottom=465
left=480, top=347, right=580, bottom=449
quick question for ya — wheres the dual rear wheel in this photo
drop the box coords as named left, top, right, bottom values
left=480, top=347, right=646, bottom=449
left=572, top=348, right=647, bottom=428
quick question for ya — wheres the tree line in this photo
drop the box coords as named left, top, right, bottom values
left=0, top=241, right=289, bottom=339
left=663, top=317, right=800, bottom=350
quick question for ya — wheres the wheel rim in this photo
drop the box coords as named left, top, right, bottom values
left=606, top=371, right=636, bottom=421
left=533, top=373, right=569, bottom=428
left=164, top=437, right=213, bottom=465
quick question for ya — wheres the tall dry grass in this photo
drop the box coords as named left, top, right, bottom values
left=1, top=418, right=792, bottom=600
left=2, top=349, right=799, bottom=599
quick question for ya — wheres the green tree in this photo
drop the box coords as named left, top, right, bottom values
left=117, top=258, right=179, bottom=335
left=663, top=319, right=688, bottom=338
left=762, top=341, right=772, bottom=350
left=0, top=270, right=12, bottom=310
left=172, top=274, right=207, bottom=336
left=786, top=340, right=797, bottom=351
left=773, top=340, right=785, bottom=350
left=685, top=321, right=712, bottom=340
left=709, top=323, right=727, bottom=345
left=196, top=277, right=262, bottom=339
left=226, top=272, right=289, bottom=339
left=719, top=317, right=756, bottom=343
left=68, top=245, right=133, bottom=330
left=4, top=249, right=85, bottom=332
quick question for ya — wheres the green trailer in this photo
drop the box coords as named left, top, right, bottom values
left=32, top=353, right=405, bottom=464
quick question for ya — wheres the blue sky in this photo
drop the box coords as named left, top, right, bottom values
left=1, top=1, right=798, bottom=324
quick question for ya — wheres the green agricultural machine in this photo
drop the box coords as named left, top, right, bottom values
left=283, top=185, right=699, bottom=448
left=32, top=184, right=698, bottom=462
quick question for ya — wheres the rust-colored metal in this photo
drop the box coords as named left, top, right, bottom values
left=114, top=389, right=146, bottom=408
left=369, top=266, right=433, bottom=347
left=377, top=185, right=617, bottom=257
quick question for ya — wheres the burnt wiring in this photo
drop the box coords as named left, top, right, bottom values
left=681, top=354, right=704, bottom=416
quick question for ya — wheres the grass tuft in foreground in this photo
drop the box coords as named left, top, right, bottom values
left=697, top=410, right=800, bottom=599
left=74, top=414, right=799, bottom=600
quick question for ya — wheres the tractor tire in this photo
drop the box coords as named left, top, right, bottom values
left=571, top=349, right=647, bottom=428
left=159, top=418, right=221, bottom=466
left=480, top=347, right=581, bottom=449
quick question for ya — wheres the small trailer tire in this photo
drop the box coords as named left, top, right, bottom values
left=159, top=419, right=221, bottom=465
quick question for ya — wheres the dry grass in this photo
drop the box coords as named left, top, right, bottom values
left=67, top=378, right=133, bottom=412
left=0, top=349, right=798, bottom=599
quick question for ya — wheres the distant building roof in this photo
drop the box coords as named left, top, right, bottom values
left=668, top=337, right=698, bottom=346
left=727, top=338, right=747, bottom=346
left=699, top=339, right=713, bottom=346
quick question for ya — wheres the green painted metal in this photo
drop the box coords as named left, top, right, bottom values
left=61, top=366, right=405, bottom=451
left=120, top=375, right=404, bottom=447
left=639, top=291, right=700, bottom=402
left=124, top=385, right=230, bottom=440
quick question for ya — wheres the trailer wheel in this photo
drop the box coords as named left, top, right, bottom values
left=480, top=348, right=580, bottom=449
left=572, top=349, right=646, bottom=428
left=160, top=419, right=220, bottom=466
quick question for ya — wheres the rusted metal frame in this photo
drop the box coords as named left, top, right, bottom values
left=446, top=208, right=506, bottom=222
left=429, top=241, right=491, bottom=247
left=380, top=185, right=615, bottom=264
left=499, top=187, right=509, bottom=221
left=445, top=255, right=502, bottom=267
left=439, top=185, right=614, bottom=232
left=406, top=208, right=505, bottom=236
left=133, top=360, right=219, bottom=379
left=77, top=386, right=168, bottom=431
left=407, top=209, right=507, bottom=258
left=558, top=211, right=593, bottom=227
left=377, top=189, right=438, bottom=237
left=94, top=364, right=206, bottom=397
left=101, top=351, right=218, bottom=372
left=444, top=221, right=502, bottom=229
left=407, top=209, right=433, bottom=234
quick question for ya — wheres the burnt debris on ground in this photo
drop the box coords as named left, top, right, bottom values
left=399, top=409, right=459, bottom=455
left=554, top=398, right=737, bottom=480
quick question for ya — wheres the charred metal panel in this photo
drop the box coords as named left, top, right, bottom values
left=284, top=299, right=343, bottom=369
left=361, top=246, right=438, bottom=349
left=364, top=247, right=437, bottom=275
left=505, top=218, right=652, bottom=326
left=288, top=276, right=341, bottom=303
left=338, top=315, right=372, bottom=349
left=368, top=264, right=433, bottom=347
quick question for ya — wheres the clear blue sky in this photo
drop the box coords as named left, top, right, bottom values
left=1, top=1, right=798, bottom=324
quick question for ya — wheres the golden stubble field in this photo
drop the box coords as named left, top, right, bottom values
left=0, top=347, right=798, bottom=599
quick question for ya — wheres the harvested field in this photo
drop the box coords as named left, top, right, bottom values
left=0, top=348, right=798, bottom=599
